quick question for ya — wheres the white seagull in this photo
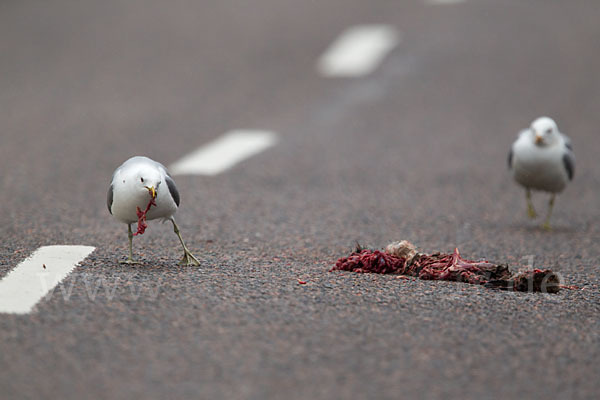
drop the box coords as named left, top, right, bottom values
left=107, top=156, right=200, bottom=265
left=508, top=117, right=575, bottom=229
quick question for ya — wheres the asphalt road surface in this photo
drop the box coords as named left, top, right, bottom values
left=1, top=0, right=599, bottom=399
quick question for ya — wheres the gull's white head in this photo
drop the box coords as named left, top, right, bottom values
left=529, top=116, right=559, bottom=147
left=120, top=165, right=162, bottom=200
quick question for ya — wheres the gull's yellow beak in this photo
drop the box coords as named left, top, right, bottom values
left=534, top=134, right=544, bottom=145
left=146, top=186, right=157, bottom=199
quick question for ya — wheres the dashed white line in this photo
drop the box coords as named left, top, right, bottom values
left=317, top=24, right=401, bottom=78
left=0, top=245, right=95, bottom=315
left=169, top=130, right=278, bottom=176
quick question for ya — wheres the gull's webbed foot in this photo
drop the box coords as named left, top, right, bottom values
left=170, top=218, right=201, bottom=266
left=526, top=189, right=537, bottom=219
left=527, top=203, right=537, bottom=219
left=179, top=251, right=200, bottom=266
left=119, top=258, right=142, bottom=265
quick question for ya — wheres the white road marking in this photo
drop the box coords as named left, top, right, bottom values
left=0, top=245, right=95, bottom=315
left=317, top=24, right=400, bottom=78
left=168, top=130, right=278, bottom=176
left=425, top=0, right=466, bottom=5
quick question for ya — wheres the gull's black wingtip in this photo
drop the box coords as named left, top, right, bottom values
left=107, top=184, right=114, bottom=214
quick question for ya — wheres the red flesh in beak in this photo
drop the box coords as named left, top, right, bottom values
left=133, top=196, right=157, bottom=236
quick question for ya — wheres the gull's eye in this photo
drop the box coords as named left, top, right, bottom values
left=140, top=177, right=144, bottom=183
left=546, top=128, right=552, bottom=135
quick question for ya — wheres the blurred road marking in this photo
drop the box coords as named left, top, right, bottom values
left=317, top=24, right=400, bottom=77
left=426, top=0, right=466, bottom=4
left=169, top=130, right=278, bottom=176
left=0, top=245, right=95, bottom=314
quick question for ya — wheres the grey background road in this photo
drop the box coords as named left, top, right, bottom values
left=1, top=0, right=599, bottom=398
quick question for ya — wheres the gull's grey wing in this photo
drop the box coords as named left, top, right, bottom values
left=165, top=175, right=180, bottom=207
left=563, top=152, right=575, bottom=180
left=107, top=184, right=114, bottom=214
left=563, top=135, right=573, bottom=151
left=152, top=158, right=180, bottom=206
left=154, top=160, right=170, bottom=176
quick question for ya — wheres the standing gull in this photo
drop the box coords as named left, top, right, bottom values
left=107, top=156, right=200, bottom=265
left=508, top=117, right=575, bottom=229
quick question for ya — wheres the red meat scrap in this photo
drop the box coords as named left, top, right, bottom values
left=330, top=241, right=561, bottom=293
left=332, top=249, right=408, bottom=274
left=411, top=248, right=512, bottom=285
left=133, top=197, right=157, bottom=236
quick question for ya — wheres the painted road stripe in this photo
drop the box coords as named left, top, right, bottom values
left=0, top=245, right=95, bottom=314
left=169, top=130, right=278, bottom=176
left=317, top=24, right=400, bottom=78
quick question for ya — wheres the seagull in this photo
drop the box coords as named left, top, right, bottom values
left=107, top=156, right=200, bottom=265
left=508, top=117, right=575, bottom=229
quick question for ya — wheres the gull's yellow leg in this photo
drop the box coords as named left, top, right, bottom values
left=120, top=223, right=141, bottom=264
left=542, top=194, right=555, bottom=231
left=170, top=218, right=200, bottom=266
left=526, top=189, right=537, bottom=219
